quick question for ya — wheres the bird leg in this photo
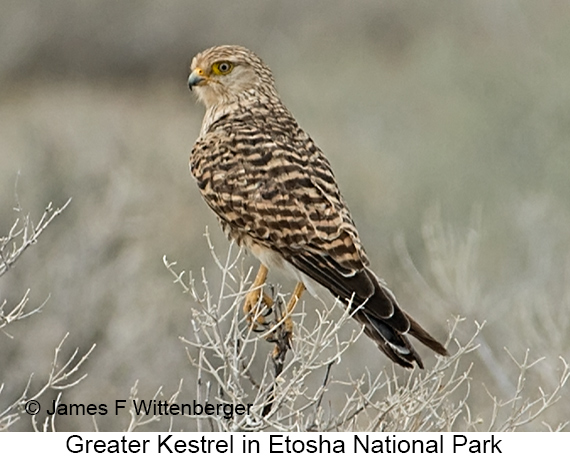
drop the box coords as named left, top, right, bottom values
left=243, top=264, right=274, bottom=331
left=284, top=282, right=305, bottom=345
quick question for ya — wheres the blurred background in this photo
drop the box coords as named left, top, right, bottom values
left=1, top=0, right=569, bottom=431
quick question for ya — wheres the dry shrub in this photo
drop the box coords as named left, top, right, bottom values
left=0, top=199, right=95, bottom=431
left=1, top=200, right=567, bottom=432
left=160, top=233, right=568, bottom=432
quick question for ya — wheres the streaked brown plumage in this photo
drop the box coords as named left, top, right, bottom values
left=188, top=45, right=448, bottom=368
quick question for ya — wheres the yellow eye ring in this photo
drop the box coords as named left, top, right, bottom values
left=212, top=61, right=234, bottom=75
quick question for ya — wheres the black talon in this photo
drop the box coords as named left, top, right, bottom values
left=262, top=307, right=273, bottom=317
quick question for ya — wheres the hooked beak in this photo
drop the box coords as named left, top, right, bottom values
left=188, top=68, right=207, bottom=90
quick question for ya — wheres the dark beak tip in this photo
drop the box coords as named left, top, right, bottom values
left=188, top=72, right=205, bottom=91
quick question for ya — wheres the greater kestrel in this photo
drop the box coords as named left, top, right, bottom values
left=188, top=45, right=448, bottom=368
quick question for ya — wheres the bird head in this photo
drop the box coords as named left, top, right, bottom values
left=188, top=45, right=276, bottom=108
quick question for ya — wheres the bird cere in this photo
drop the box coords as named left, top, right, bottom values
left=188, top=45, right=448, bottom=368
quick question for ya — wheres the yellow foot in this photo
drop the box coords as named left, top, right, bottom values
left=243, top=286, right=274, bottom=331
left=266, top=282, right=305, bottom=349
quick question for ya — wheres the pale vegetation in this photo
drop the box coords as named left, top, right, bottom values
left=1, top=203, right=567, bottom=431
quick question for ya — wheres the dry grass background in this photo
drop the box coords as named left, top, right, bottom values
left=1, top=0, right=569, bottom=431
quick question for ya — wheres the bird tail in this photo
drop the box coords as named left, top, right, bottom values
left=354, top=272, right=449, bottom=369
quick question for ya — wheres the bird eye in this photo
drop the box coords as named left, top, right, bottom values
left=212, top=61, right=233, bottom=75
